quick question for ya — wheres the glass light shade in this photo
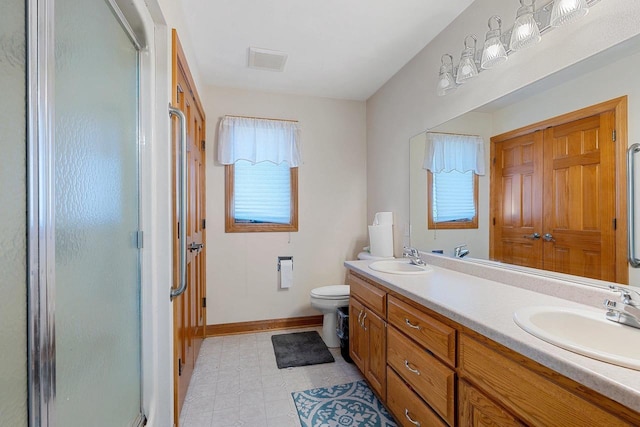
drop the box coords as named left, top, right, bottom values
left=437, top=54, right=456, bottom=96
left=509, top=0, right=541, bottom=51
left=456, top=36, right=479, bottom=84
left=481, top=16, right=507, bottom=69
left=551, top=0, right=589, bottom=27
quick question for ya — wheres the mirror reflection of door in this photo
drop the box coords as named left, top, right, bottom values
left=490, top=97, right=627, bottom=284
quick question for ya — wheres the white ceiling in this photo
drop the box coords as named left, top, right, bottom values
left=178, top=0, right=475, bottom=101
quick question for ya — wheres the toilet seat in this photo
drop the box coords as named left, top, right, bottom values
left=310, top=285, right=350, bottom=299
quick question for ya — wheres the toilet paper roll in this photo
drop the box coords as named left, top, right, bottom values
left=373, top=211, right=393, bottom=225
left=280, top=259, right=293, bottom=289
left=368, top=224, right=394, bottom=258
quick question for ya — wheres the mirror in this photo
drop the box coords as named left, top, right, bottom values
left=410, top=33, right=640, bottom=286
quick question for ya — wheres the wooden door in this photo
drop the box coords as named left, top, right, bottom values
left=364, top=308, right=386, bottom=401
left=491, top=130, right=544, bottom=269
left=542, top=112, right=616, bottom=281
left=349, top=298, right=366, bottom=372
left=172, top=30, right=207, bottom=424
left=491, top=98, right=626, bottom=283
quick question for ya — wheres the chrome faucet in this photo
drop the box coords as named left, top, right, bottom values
left=454, top=244, right=470, bottom=258
left=604, top=285, right=640, bottom=329
left=402, top=247, right=425, bottom=266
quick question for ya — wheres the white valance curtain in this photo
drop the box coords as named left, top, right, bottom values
left=217, top=116, right=301, bottom=167
left=423, top=132, right=485, bottom=175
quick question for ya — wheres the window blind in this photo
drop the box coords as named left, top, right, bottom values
left=432, top=170, right=475, bottom=222
left=233, top=160, right=291, bottom=224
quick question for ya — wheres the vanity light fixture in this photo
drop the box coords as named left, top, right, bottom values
left=481, top=16, right=508, bottom=69
left=509, top=0, right=541, bottom=51
left=437, top=54, right=457, bottom=96
left=435, top=0, right=603, bottom=96
left=456, top=35, right=479, bottom=84
left=550, top=0, right=589, bottom=27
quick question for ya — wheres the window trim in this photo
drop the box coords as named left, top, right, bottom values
left=427, top=171, right=479, bottom=229
left=225, top=164, right=298, bottom=232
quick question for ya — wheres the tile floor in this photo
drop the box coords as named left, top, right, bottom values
left=179, top=327, right=364, bottom=427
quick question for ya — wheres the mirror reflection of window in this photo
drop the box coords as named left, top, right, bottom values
left=424, top=132, right=484, bottom=230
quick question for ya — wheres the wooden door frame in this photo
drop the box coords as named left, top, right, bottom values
left=490, top=96, right=628, bottom=284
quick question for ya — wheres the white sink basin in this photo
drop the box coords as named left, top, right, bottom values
left=368, top=259, right=432, bottom=275
left=514, top=306, right=640, bottom=371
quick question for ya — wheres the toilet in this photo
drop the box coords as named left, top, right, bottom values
left=310, top=252, right=394, bottom=348
left=310, top=285, right=350, bottom=348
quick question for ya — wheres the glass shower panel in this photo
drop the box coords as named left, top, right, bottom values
left=0, top=0, right=27, bottom=425
left=55, top=0, right=141, bottom=425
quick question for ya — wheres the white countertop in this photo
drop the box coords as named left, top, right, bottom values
left=344, top=258, right=640, bottom=413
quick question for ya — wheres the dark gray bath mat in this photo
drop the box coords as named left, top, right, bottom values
left=271, top=331, right=335, bottom=369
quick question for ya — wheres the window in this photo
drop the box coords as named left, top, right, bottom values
left=427, top=170, right=478, bottom=229
left=218, top=116, right=301, bottom=232
left=423, top=132, right=484, bottom=230
left=225, top=161, right=298, bottom=232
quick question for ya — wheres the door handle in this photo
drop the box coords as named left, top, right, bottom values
left=188, top=243, right=204, bottom=252
left=524, top=233, right=541, bottom=240
left=543, top=233, right=555, bottom=242
left=169, top=104, right=188, bottom=300
left=627, top=143, right=640, bottom=267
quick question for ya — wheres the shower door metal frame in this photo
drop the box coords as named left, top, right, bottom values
left=26, top=0, right=146, bottom=425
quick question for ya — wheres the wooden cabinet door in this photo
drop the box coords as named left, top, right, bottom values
left=364, top=308, right=386, bottom=401
left=542, top=112, right=616, bottom=281
left=349, top=298, right=366, bottom=372
left=491, top=130, right=544, bottom=269
left=459, top=380, right=524, bottom=427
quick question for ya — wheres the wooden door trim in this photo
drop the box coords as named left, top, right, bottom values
left=490, top=96, right=628, bottom=284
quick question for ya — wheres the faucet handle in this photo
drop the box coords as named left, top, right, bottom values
left=608, top=285, right=640, bottom=307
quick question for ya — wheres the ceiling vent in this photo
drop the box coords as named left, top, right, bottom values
left=248, top=47, right=288, bottom=72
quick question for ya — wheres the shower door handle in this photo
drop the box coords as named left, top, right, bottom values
left=169, top=104, right=188, bottom=299
left=628, top=143, right=640, bottom=267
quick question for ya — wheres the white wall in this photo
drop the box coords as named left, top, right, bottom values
left=367, top=0, right=640, bottom=245
left=203, top=87, right=367, bottom=324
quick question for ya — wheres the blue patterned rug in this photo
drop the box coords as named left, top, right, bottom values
left=292, top=380, right=397, bottom=427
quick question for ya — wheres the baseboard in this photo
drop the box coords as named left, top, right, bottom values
left=205, top=315, right=323, bottom=337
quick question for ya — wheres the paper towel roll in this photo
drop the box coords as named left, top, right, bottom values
left=369, top=224, right=394, bottom=257
left=373, top=211, right=394, bottom=225
left=280, top=259, right=293, bottom=289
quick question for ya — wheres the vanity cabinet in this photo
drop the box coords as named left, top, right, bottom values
left=348, top=273, right=387, bottom=401
left=459, top=333, right=636, bottom=426
left=346, top=269, right=640, bottom=427
left=387, top=296, right=456, bottom=425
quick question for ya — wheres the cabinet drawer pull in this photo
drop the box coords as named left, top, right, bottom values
left=362, top=312, right=367, bottom=331
left=405, top=318, right=421, bottom=330
left=404, top=409, right=421, bottom=426
left=404, top=360, right=421, bottom=375
left=357, top=310, right=363, bottom=326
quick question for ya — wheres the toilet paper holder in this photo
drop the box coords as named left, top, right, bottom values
left=277, top=256, right=293, bottom=271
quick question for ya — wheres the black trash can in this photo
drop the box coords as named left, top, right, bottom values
left=336, top=306, right=353, bottom=363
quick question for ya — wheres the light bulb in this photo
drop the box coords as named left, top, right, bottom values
left=509, top=0, right=541, bottom=52
left=551, top=0, right=589, bottom=27
left=481, top=16, right=507, bottom=69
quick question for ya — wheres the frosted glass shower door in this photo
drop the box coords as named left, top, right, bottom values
left=54, top=0, right=142, bottom=425
left=0, top=0, right=27, bottom=425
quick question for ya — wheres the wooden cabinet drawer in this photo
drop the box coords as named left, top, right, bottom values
left=387, top=367, right=448, bottom=427
left=348, top=272, right=386, bottom=318
left=388, top=295, right=456, bottom=366
left=387, top=326, right=455, bottom=425
left=459, top=334, right=633, bottom=427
